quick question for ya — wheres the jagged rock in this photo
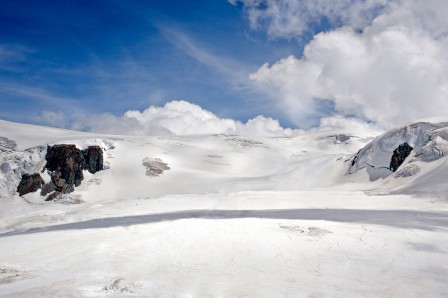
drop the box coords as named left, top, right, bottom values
left=335, top=134, right=351, bottom=143
left=1, top=145, right=46, bottom=198
left=82, top=146, right=103, bottom=174
left=45, top=145, right=84, bottom=191
left=351, top=150, right=360, bottom=167
left=40, top=144, right=104, bottom=198
left=17, top=173, right=44, bottom=196
left=390, top=143, right=413, bottom=172
left=40, top=182, right=55, bottom=196
left=51, top=170, right=75, bottom=193
left=13, top=144, right=105, bottom=198
left=348, top=122, right=436, bottom=175
left=44, top=171, right=72, bottom=200
left=51, top=171, right=64, bottom=188
left=46, top=191, right=61, bottom=201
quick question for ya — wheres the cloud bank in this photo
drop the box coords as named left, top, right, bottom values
left=236, top=0, right=448, bottom=129
left=87, top=100, right=297, bottom=137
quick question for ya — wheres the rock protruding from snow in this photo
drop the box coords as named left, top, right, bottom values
left=348, top=121, right=448, bottom=180
left=45, top=144, right=84, bottom=189
left=142, top=157, right=170, bottom=176
left=16, top=173, right=44, bottom=196
left=82, top=146, right=104, bottom=174
left=9, top=143, right=105, bottom=198
left=37, top=144, right=105, bottom=199
left=335, top=134, right=351, bottom=143
left=1, top=145, right=46, bottom=198
left=389, top=143, right=413, bottom=172
left=42, top=170, right=73, bottom=200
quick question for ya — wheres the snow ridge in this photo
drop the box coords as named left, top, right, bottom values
left=348, top=121, right=448, bottom=179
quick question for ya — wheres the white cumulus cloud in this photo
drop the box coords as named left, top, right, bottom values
left=87, top=100, right=297, bottom=137
left=241, top=0, right=448, bottom=129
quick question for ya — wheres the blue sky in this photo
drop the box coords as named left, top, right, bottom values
left=1, top=0, right=446, bottom=133
left=0, top=0, right=303, bottom=128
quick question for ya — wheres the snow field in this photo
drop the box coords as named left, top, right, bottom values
left=0, top=119, right=447, bottom=297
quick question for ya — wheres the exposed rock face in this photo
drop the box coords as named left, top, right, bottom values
left=45, top=144, right=84, bottom=188
left=82, top=146, right=103, bottom=174
left=46, top=191, right=61, bottom=201
left=390, top=143, right=413, bottom=172
left=347, top=121, right=448, bottom=181
left=17, top=173, right=44, bottom=196
left=40, top=181, right=55, bottom=196
left=7, top=142, right=106, bottom=199
left=1, top=145, right=46, bottom=198
left=38, top=144, right=104, bottom=199
left=335, top=134, right=351, bottom=143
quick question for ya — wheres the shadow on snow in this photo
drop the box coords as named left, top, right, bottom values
left=1, top=208, right=448, bottom=237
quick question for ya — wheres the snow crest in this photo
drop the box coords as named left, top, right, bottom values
left=349, top=121, right=448, bottom=180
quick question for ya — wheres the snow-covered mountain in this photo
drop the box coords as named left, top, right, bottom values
left=0, top=119, right=447, bottom=297
left=347, top=119, right=448, bottom=198
left=0, top=119, right=381, bottom=201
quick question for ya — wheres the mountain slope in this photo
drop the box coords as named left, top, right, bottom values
left=0, top=119, right=447, bottom=297
left=347, top=119, right=448, bottom=198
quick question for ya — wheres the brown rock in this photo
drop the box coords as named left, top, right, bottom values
left=45, top=145, right=84, bottom=192
left=17, top=173, right=44, bottom=196
left=46, top=191, right=61, bottom=201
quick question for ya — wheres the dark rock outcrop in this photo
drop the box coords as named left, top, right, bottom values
left=40, top=181, right=56, bottom=196
left=17, top=173, right=44, bottom=196
left=351, top=150, right=360, bottom=167
left=45, top=144, right=84, bottom=189
left=390, top=142, right=413, bottom=172
left=17, top=144, right=104, bottom=198
left=82, top=146, right=103, bottom=174
left=335, top=134, right=351, bottom=143
left=46, top=191, right=61, bottom=201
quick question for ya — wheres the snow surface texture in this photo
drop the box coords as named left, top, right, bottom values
left=0, top=119, right=448, bottom=297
